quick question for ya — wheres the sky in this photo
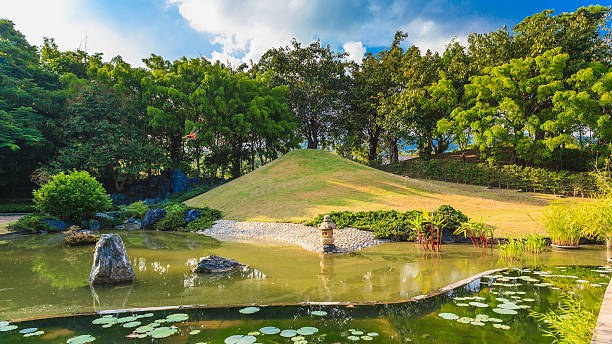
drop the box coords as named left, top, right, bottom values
left=0, top=0, right=605, bottom=67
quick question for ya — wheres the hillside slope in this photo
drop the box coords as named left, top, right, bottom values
left=186, top=149, right=569, bottom=236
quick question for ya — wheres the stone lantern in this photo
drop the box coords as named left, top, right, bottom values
left=318, top=215, right=336, bottom=253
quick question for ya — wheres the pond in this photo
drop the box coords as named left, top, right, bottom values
left=0, top=265, right=610, bottom=343
left=0, top=230, right=609, bottom=322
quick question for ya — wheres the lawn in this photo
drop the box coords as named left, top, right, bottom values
left=0, top=222, right=13, bottom=235
left=186, top=149, right=579, bottom=237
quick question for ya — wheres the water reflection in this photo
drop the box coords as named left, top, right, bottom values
left=0, top=231, right=609, bottom=320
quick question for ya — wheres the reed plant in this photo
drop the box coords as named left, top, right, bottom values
left=543, top=202, right=583, bottom=246
left=498, top=238, right=524, bottom=260
left=530, top=296, right=597, bottom=344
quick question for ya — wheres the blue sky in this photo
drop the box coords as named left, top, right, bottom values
left=0, top=0, right=605, bottom=66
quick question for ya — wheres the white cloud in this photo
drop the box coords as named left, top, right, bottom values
left=0, top=0, right=151, bottom=66
left=343, top=41, right=366, bottom=64
left=168, top=0, right=481, bottom=64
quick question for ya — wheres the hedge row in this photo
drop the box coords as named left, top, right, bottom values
left=305, top=205, right=469, bottom=240
left=384, top=160, right=599, bottom=197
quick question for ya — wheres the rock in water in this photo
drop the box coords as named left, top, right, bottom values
left=64, top=233, right=99, bottom=247
left=89, top=234, right=135, bottom=284
left=193, top=255, right=247, bottom=273
left=142, top=208, right=167, bottom=229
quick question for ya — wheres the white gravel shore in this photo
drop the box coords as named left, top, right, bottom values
left=196, top=220, right=388, bottom=253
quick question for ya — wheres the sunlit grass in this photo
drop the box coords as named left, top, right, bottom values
left=186, top=149, right=581, bottom=237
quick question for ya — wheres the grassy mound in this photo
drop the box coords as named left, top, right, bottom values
left=186, top=149, right=572, bottom=237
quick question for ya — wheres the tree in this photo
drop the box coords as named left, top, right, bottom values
left=255, top=39, right=349, bottom=149
left=446, top=48, right=569, bottom=165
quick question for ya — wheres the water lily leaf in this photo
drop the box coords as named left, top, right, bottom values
left=468, top=302, right=489, bottom=308
left=66, top=334, right=96, bottom=344
left=456, top=303, right=469, bottom=307
left=457, top=317, right=472, bottom=323
left=147, top=326, right=178, bottom=339
left=19, top=328, right=37, bottom=334
left=166, top=313, right=189, bottom=322
left=498, top=303, right=521, bottom=310
left=260, top=326, right=280, bottom=335
left=190, top=330, right=201, bottom=335
left=361, top=335, right=373, bottom=341
left=224, top=334, right=256, bottom=344
left=291, top=335, right=305, bottom=341
left=367, top=332, right=379, bottom=337
left=92, top=317, right=117, bottom=325
left=0, top=325, right=18, bottom=332
left=23, top=330, right=44, bottom=337
left=122, top=321, right=141, bottom=328
left=238, top=307, right=260, bottom=314
left=350, top=330, right=364, bottom=335
left=470, top=321, right=485, bottom=326
left=493, top=324, right=511, bottom=330
left=116, top=316, right=138, bottom=324
left=0, top=321, right=8, bottom=327
left=280, top=329, right=297, bottom=338
left=347, top=335, right=360, bottom=341
left=297, top=327, right=319, bottom=335
left=311, top=310, right=327, bottom=316
left=493, top=308, right=518, bottom=315
left=247, top=331, right=260, bottom=336
left=438, top=312, right=460, bottom=320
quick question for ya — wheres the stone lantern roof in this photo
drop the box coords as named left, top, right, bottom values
left=319, top=215, right=336, bottom=230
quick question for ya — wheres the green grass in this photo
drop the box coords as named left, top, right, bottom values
left=0, top=222, right=13, bottom=235
left=186, top=149, right=581, bottom=237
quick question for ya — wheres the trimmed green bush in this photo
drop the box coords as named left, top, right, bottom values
left=384, top=160, right=599, bottom=197
left=33, top=170, right=112, bottom=222
left=306, top=205, right=468, bottom=241
left=168, top=185, right=213, bottom=203
left=7, top=214, right=57, bottom=232
left=153, top=204, right=222, bottom=232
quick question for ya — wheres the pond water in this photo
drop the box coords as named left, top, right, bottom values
left=0, top=265, right=610, bottom=343
left=0, top=230, right=608, bottom=322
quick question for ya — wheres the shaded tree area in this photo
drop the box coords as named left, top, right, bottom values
left=1, top=5, right=611, bottom=197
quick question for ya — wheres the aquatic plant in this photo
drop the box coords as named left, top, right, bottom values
left=498, top=238, right=524, bottom=260
left=454, top=219, right=494, bottom=248
left=544, top=202, right=583, bottom=246
left=530, top=295, right=597, bottom=344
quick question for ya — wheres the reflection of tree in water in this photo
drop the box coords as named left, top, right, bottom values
left=31, top=248, right=91, bottom=290
left=116, top=230, right=221, bottom=251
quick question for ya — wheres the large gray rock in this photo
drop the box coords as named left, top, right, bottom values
left=88, top=234, right=135, bottom=284
left=142, top=208, right=166, bottom=228
left=192, top=255, right=247, bottom=273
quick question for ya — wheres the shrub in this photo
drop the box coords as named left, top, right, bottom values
left=153, top=204, right=222, bottom=232
left=306, top=206, right=469, bottom=241
left=33, top=170, right=112, bottom=223
left=7, top=214, right=56, bottom=232
left=0, top=202, right=35, bottom=213
left=123, top=201, right=149, bottom=219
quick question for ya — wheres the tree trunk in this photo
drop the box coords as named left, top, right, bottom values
left=389, top=138, right=399, bottom=163
left=367, top=126, right=380, bottom=162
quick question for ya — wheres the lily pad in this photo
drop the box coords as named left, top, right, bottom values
left=190, top=330, right=201, bottom=335
left=469, top=302, right=489, bottom=308
left=0, top=325, right=18, bottom=332
left=19, top=328, right=37, bottom=334
left=456, top=303, right=469, bottom=307
left=438, top=312, right=460, bottom=320
left=347, top=335, right=360, bottom=341
left=66, top=334, right=96, bottom=344
left=367, top=332, right=379, bottom=336
left=23, top=330, right=44, bottom=337
left=280, top=329, right=297, bottom=338
left=493, top=323, right=511, bottom=330
left=498, top=303, right=521, bottom=310
left=260, top=326, right=281, bottom=335
left=311, top=310, right=327, bottom=316
left=361, top=335, right=374, bottom=341
left=122, top=321, right=141, bottom=328
left=238, top=307, right=260, bottom=314
left=297, top=326, right=319, bottom=335
left=224, top=335, right=257, bottom=344
left=116, top=316, right=138, bottom=324
left=493, top=308, right=518, bottom=315
left=92, top=317, right=117, bottom=325
left=166, top=313, right=189, bottom=322
left=147, top=326, right=178, bottom=339
left=470, top=321, right=485, bottom=326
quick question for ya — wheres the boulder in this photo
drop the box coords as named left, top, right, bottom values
left=193, top=255, right=248, bottom=273
left=171, top=170, right=189, bottom=193
left=142, top=208, right=167, bottom=229
left=88, top=234, right=135, bottom=284
left=44, top=219, right=68, bottom=231
left=64, top=233, right=99, bottom=247
left=184, top=209, right=202, bottom=223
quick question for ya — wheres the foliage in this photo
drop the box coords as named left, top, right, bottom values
left=123, top=201, right=149, bottom=219
left=153, top=203, right=221, bottom=232
left=306, top=205, right=469, bottom=241
left=385, top=159, right=600, bottom=197
left=33, top=170, right=112, bottom=222
left=543, top=202, right=583, bottom=246
left=498, top=234, right=546, bottom=260
left=530, top=296, right=597, bottom=344
left=168, top=185, right=213, bottom=203
left=0, top=202, right=35, bottom=213
left=454, top=220, right=494, bottom=247
left=7, top=214, right=56, bottom=232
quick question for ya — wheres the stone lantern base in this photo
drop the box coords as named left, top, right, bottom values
left=322, top=244, right=337, bottom=253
